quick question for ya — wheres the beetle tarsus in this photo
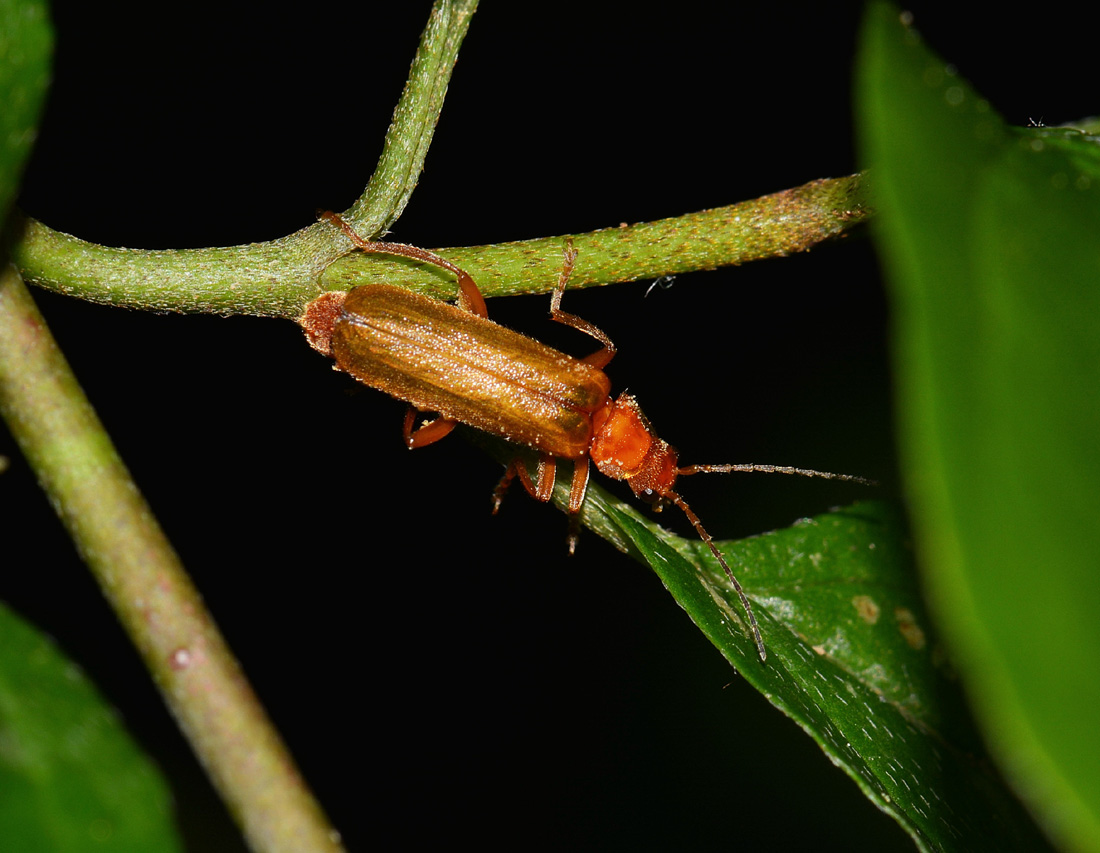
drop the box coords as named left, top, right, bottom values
left=491, top=463, right=518, bottom=515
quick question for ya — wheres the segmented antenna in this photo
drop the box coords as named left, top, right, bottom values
left=669, top=464, right=876, bottom=662
left=666, top=490, right=767, bottom=661
left=678, top=463, right=875, bottom=485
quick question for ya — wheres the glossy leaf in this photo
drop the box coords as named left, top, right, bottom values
left=577, top=481, right=1047, bottom=851
left=0, top=602, right=183, bottom=852
left=857, top=4, right=1100, bottom=851
left=469, top=404, right=1046, bottom=851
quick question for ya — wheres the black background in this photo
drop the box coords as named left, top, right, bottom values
left=4, top=3, right=1088, bottom=850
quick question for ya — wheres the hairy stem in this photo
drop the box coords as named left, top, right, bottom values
left=12, top=172, right=869, bottom=317
left=0, top=2, right=481, bottom=849
left=347, top=0, right=480, bottom=237
left=9, top=0, right=482, bottom=320
left=0, top=267, right=343, bottom=853
left=324, top=173, right=871, bottom=299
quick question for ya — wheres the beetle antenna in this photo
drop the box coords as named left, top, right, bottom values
left=665, top=490, right=767, bottom=662
left=678, top=463, right=876, bottom=486
left=665, top=462, right=874, bottom=662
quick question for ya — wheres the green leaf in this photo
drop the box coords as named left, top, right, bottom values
left=471, top=420, right=1046, bottom=848
left=0, top=0, right=52, bottom=221
left=580, top=484, right=1048, bottom=851
left=0, top=602, right=183, bottom=852
left=856, top=4, right=1100, bottom=851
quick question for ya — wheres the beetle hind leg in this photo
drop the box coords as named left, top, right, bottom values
left=403, top=406, right=457, bottom=449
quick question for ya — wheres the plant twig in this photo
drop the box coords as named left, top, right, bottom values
left=9, top=0, right=482, bottom=320
left=323, top=173, right=871, bottom=299
left=11, top=172, right=869, bottom=317
left=347, top=0, right=480, bottom=237
left=0, top=2, right=484, bottom=849
left=0, top=266, right=343, bottom=853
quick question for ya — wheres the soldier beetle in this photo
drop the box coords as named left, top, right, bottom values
left=306, top=213, right=871, bottom=661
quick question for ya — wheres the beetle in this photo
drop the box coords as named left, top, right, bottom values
left=305, top=212, right=871, bottom=661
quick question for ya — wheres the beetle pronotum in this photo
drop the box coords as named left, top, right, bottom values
left=306, top=213, right=871, bottom=661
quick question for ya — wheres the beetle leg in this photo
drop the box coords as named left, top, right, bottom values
left=548, top=240, right=617, bottom=369
left=565, top=457, right=591, bottom=555
left=517, top=453, right=557, bottom=502
left=492, top=453, right=557, bottom=512
left=567, top=457, right=590, bottom=514
left=493, top=456, right=589, bottom=555
left=318, top=210, right=487, bottom=318
left=490, top=463, right=517, bottom=514
left=452, top=268, right=488, bottom=319
left=403, top=406, right=457, bottom=449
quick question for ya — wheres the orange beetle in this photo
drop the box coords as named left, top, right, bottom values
left=306, top=213, right=870, bottom=661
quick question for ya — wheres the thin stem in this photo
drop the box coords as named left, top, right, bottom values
left=12, top=173, right=870, bottom=317
left=325, top=174, right=871, bottom=299
left=347, top=0, right=480, bottom=238
left=0, top=3, right=479, bottom=847
left=9, top=216, right=333, bottom=318
left=9, top=0, right=481, bottom=319
left=4, top=9, right=874, bottom=835
left=0, top=267, right=343, bottom=853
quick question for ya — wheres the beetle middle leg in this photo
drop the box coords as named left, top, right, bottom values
left=491, top=241, right=608, bottom=551
left=492, top=453, right=591, bottom=554
left=493, top=454, right=556, bottom=506
left=492, top=454, right=557, bottom=524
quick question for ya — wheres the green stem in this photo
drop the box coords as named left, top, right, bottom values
left=9, top=0, right=481, bottom=320
left=325, top=174, right=871, bottom=299
left=10, top=217, right=330, bottom=318
left=0, top=2, right=481, bottom=848
left=348, top=0, right=480, bottom=237
left=12, top=173, right=869, bottom=318
left=0, top=266, right=343, bottom=853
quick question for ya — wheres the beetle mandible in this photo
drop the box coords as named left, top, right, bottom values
left=307, top=213, right=871, bottom=661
